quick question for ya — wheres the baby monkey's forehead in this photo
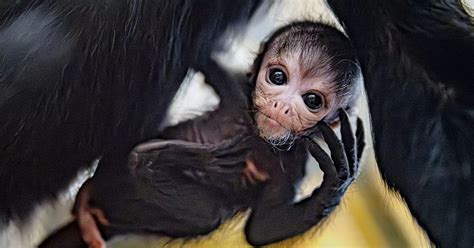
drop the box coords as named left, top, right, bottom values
left=264, top=48, right=334, bottom=85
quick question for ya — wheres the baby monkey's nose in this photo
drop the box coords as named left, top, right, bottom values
left=273, top=101, right=291, bottom=116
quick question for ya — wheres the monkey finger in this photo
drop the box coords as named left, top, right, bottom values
left=243, top=169, right=257, bottom=185
left=244, top=159, right=269, bottom=183
left=77, top=206, right=106, bottom=248
left=305, top=137, right=338, bottom=183
left=316, top=122, right=349, bottom=181
left=339, top=109, right=357, bottom=176
left=304, top=124, right=321, bottom=139
left=81, top=227, right=106, bottom=248
left=356, top=118, right=365, bottom=162
left=89, top=208, right=109, bottom=226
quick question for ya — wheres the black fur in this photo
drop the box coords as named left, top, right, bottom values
left=41, top=22, right=365, bottom=246
left=328, top=0, right=474, bottom=247
left=0, top=0, right=263, bottom=221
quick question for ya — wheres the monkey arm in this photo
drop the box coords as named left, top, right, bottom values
left=40, top=179, right=109, bottom=248
left=328, top=0, right=473, bottom=99
left=41, top=142, right=250, bottom=248
left=329, top=1, right=474, bottom=247
left=41, top=135, right=254, bottom=247
left=245, top=110, right=364, bottom=246
left=130, top=135, right=252, bottom=192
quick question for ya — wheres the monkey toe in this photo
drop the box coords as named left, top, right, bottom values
left=79, top=210, right=106, bottom=248
left=88, top=238, right=106, bottom=248
left=244, top=159, right=269, bottom=184
left=90, top=208, right=109, bottom=226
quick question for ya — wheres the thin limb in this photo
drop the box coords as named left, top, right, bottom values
left=245, top=109, right=364, bottom=246
left=131, top=135, right=253, bottom=192
left=74, top=179, right=109, bottom=248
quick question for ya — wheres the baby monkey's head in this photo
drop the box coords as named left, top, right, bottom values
left=251, top=21, right=360, bottom=146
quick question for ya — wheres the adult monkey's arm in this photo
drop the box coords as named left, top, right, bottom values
left=328, top=1, right=474, bottom=247
left=0, top=0, right=266, bottom=224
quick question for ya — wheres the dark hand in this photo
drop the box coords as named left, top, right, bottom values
left=305, top=109, right=365, bottom=212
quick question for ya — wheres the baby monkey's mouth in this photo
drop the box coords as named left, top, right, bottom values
left=258, top=111, right=286, bottom=128
left=256, top=111, right=296, bottom=148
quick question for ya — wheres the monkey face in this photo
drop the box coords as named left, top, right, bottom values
left=252, top=51, right=339, bottom=144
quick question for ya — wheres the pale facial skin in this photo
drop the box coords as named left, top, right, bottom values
left=252, top=50, right=339, bottom=144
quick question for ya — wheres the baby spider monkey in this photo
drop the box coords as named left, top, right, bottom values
left=41, top=21, right=364, bottom=248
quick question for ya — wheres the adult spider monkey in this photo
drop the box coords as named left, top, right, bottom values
left=0, top=0, right=264, bottom=223
left=41, top=21, right=365, bottom=248
left=2, top=0, right=471, bottom=247
left=328, top=0, right=473, bottom=247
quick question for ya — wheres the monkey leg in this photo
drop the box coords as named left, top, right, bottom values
left=130, top=136, right=253, bottom=192
left=53, top=134, right=256, bottom=247
left=91, top=165, right=238, bottom=238
left=73, top=179, right=109, bottom=248
left=60, top=158, right=242, bottom=244
left=76, top=136, right=256, bottom=239
left=245, top=109, right=365, bottom=246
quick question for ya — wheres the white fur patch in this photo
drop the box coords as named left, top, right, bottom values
left=161, top=70, right=220, bottom=129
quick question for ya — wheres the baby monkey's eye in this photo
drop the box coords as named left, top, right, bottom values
left=268, top=68, right=287, bottom=85
left=302, top=93, right=323, bottom=110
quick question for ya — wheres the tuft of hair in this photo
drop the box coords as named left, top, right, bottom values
left=251, top=21, right=361, bottom=121
left=265, top=129, right=297, bottom=150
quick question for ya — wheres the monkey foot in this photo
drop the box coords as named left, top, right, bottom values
left=74, top=179, right=109, bottom=248
left=77, top=206, right=108, bottom=248
left=89, top=208, right=110, bottom=226
left=243, top=159, right=269, bottom=185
